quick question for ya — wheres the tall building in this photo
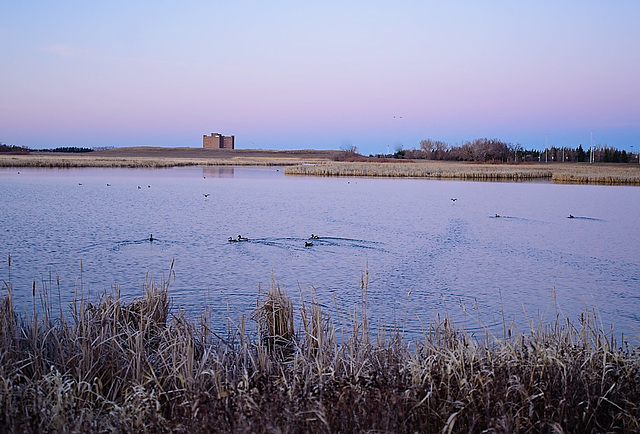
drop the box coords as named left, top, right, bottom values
left=203, top=133, right=235, bottom=149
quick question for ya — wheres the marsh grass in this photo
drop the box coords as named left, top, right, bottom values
left=0, top=151, right=333, bottom=169
left=4, top=153, right=639, bottom=185
left=285, top=161, right=640, bottom=185
left=1, top=270, right=639, bottom=433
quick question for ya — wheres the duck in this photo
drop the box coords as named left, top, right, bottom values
left=238, top=235, right=248, bottom=241
left=568, top=214, right=574, bottom=219
left=305, top=241, right=314, bottom=247
left=149, top=234, right=155, bottom=242
left=228, top=237, right=238, bottom=242
left=495, top=214, right=500, bottom=218
left=310, top=234, right=320, bottom=239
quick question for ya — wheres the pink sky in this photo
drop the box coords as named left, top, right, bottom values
left=1, top=1, right=639, bottom=155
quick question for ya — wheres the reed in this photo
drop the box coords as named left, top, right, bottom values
left=1, top=271, right=639, bottom=433
left=284, top=161, right=640, bottom=185
left=0, top=153, right=332, bottom=169
left=551, top=164, right=640, bottom=185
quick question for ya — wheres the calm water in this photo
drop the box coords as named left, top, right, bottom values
left=1, top=166, right=639, bottom=342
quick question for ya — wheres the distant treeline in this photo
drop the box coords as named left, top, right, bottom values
left=369, top=138, right=635, bottom=163
left=36, top=146, right=94, bottom=153
left=0, top=143, right=29, bottom=154
left=0, top=142, right=96, bottom=154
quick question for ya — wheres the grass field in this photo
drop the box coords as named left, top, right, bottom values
left=3, top=147, right=638, bottom=185
left=285, top=161, right=640, bottom=185
left=0, top=147, right=339, bottom=168
left=1, top=269, right=639, bottom=433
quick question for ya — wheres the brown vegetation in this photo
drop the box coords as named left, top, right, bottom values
left=0, top=147, right=340, bottom=168
left=1, top=268, right=639, bottom=433
left=285, top=161, right=640, bottom=185
left=2, top=146, right=639, bottom=185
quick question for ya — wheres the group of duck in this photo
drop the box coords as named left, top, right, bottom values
left=229, top=233, right=320, bottom=247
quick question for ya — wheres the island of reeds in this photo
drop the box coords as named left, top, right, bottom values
left=1, top=269, right=639, bottom=433
left=284, top=161, right=640, bottom=185
left=2, top=145, right=640, bottom=185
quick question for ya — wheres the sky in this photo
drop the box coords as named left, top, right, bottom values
left=1, top=1, right=639, bottom=156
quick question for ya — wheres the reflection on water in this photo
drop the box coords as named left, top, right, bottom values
left=1, top=166, right=639, bottom=343
left=202, top=166, right=235, bottom=178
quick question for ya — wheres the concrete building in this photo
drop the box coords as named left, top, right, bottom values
left=203, top=133, right=235, bottom=149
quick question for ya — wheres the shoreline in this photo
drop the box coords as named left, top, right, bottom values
left=1, top=279, right=638, bottom=432
left=0, top=147, right=341, bottom=168
left=285, top=160, right=640, bottom=185
left=2, top=146, right=640, bottom=185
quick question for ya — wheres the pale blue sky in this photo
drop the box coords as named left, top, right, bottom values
left=1, top=1, right=639, bottom=154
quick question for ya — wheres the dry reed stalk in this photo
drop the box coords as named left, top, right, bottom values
left=252, top=282, right=296, bottom=355
left=1, top=268, right=639, bottom=433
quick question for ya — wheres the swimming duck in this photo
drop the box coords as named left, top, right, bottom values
left=310, top=234, right=319, bottom=239
left=305, top=241, right=313, bottom=247
left=228, top=237, right=238, bottom=242
left=149, top=234, right=154, bottom=242
left=238, top=235, right=248, bottom=241
left=495, top=214, right=500, bottom=218
left=568, top=214, right=574, bottom=219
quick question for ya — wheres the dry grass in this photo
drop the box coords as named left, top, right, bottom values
left=0, top=147, right=339, bottom=168
left=4, top=149, right=639, bottom=185
left=551, top=164, right=640, bottom=185
left=285, top=161, right=640, bottom=185
left=1, top=270, right=639, bottom=433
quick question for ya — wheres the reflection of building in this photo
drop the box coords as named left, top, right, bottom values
left=203, top=132, right=235, bottom=149
left=202, top=166, right=235, bottom=178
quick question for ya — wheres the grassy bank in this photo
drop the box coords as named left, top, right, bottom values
left=1, top=273, right=638, bottom=433
left=3, top=149, right=639, bottom=185
left=284, top=161, right=640, bottom=185
left=0, top=148, right=338, bottom=168
left=0, top=155, right=315, bottom=168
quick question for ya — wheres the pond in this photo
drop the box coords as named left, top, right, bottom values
left=1, top=166, right=639, bottom=342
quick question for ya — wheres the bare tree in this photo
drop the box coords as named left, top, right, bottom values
left=420, top=139, right=449, bottom=160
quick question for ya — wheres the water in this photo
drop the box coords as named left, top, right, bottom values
left=1, top=166, right=639, bottom=342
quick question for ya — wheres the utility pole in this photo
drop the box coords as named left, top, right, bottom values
left=545, top=134, right=548, bottom=163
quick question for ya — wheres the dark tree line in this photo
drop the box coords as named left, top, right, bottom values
left=0, top=143, right=29, bottom=154
left=374, top=138, right=634, bottom=163
left=0, top=142, right=96, bottom=154
left=37, top=147, right=94, bottom=153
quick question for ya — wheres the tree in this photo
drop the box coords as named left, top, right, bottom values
left=420, top=139, right=449, bottom=160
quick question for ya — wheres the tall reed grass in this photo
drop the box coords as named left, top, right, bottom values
left=285, top=161, right=640, bottom=185
left=1, top=270, right=639, bottom=432
left=0, top=153, right=331, bottom=169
